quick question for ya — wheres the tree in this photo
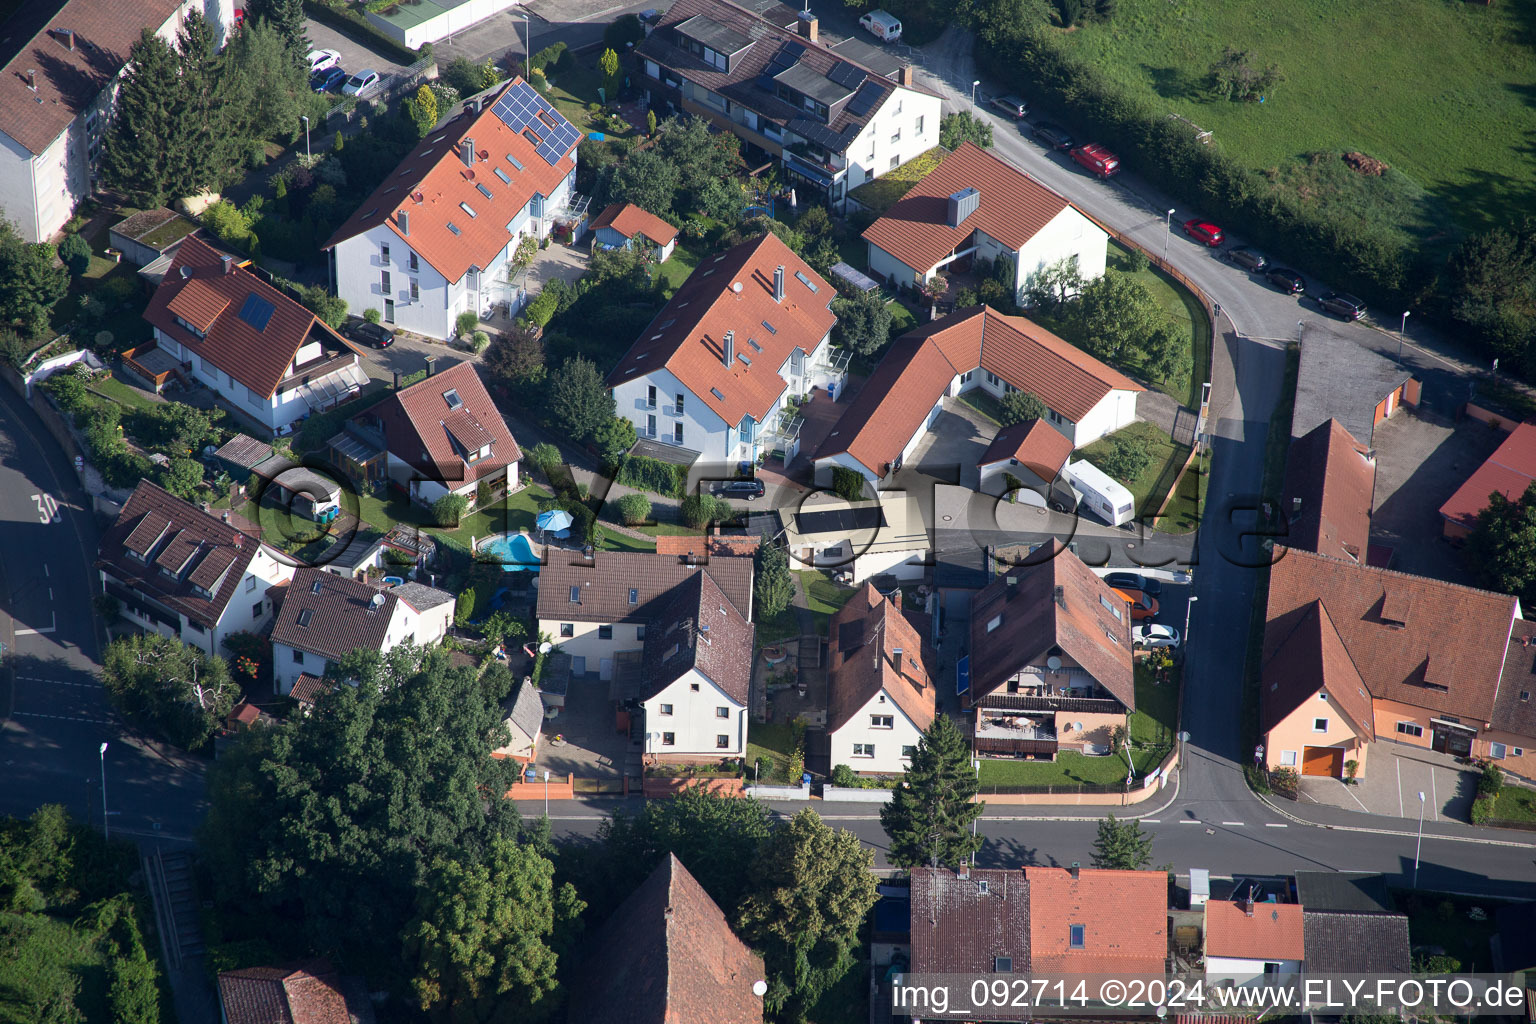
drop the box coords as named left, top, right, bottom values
left=444, top=56, right=501, bottom=97
left=1208, top=46, right=1283, bottom=102
left=57, top=233, right=91, bottom=276
left=1444, top=222, right=1536, bottom=368
left=737, top=810, right=878, bottom=1019
left=1143, top=323, right=1190, bottom=386
left=432, top=492, right=470, bottom=527
left=484, top=322, right=546, bottom=384
left=880, top=715, right=984, bottom=868
left=0, top=234, right=67, bottom=337
left=652, top=115, right=743, bottom=210
left=940, top=110, right=993, bottom=150
left=599, top=47, right=621, bottom=97
left=646, top=109, right=658, bottom=136
left=405, top=837, right=583, bottom=1024
left=831, top=287, right=893, bottom=356
left=200, top=647, right=523, bottom=968
left=99, top=30, right=189, bottom=206
left=997, top=390, right=1048, bottom=427
left=680, top=493, right=730, bottom=529
left=755, top=542, right=796, bottom=619
left=1090, top=813, right=1153, bottom=869
left=1468, top=482, right=1536, bottom=608
left=297, top=284, right=347, bottom=329
left=242, top=0, right=307, bottom=63
left=174, top=10, right=233, bottom=195
left=100, top=633, right=237, bottom=750
left=591, top=415, right=637, bottom=463
left=604, top=148, right=680, bottom=216
left=160, top=457, right=205, bottom=499
left=526, top=442, right=562, bottom=477
left=547, top=357, right=615, bottom=442
left=407, top=85, right=440, bottom=138
left=615, top=492, right=652, bottom=525
left=220, top=20, right=309, bottom=147
left=1023, top=256, right=1082, bottom=313
left=1099, top=431, right=1155, bottom=483
left=1074, top=271, right=1168, bottom=360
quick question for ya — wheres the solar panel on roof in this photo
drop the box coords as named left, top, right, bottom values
left=238, top=293, right=275, bottom=332
left=827, top=61, right=867, bottom=90
left=847, top=80, right=883, bottom=117
left=782, top=41, right=805, bottom=61
left=489, top=80, right=579, bottom=166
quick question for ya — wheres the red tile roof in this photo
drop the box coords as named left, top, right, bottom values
left=1440, top=422, right=1536, bottom=532
left=654, top=534, right=762, bottom=559
left=1205, top=900, right=1306, bottom=961
left=0, top=0, right=184, bottom=156
left=1264, top=547, right=1518, bottom=722
left=591, top=202, right=679, bottom=247
left=270, top=568, right=400, bottom=663
left=324, top=77, right=578, bottom=283
left=1260, top=600, right=1376, bottom=742
left=817, top=306, right=1141, bottom=476
left=968, top=541, right=1135, bottom=709
left=1282, top=419, right=1376, bottom=562
left=363, top=361, right=521, bottom=488
left=863, top=142, right=1076, bottom=275
left=568, top=854, right=765, bottom=1024
left=827, top=584, right=936, bottom=734
left=143, top=235, right=360, bottom=399
left=640, top=570, right=755, bottom=705
left=607, top=232, right=837, bottom=426
left=96, top=480, right=265, bottom=630
left=1024, top=866, right=1167, bottom=975
left=217, top=960, right=364, bottom=1024
left=978, top=418, right=1074, bottom=481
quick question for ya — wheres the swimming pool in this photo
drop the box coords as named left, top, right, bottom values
left=479, top=533, right=542, bottom=572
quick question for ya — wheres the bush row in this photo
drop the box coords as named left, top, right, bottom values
left=302, top=0, right=432, bottom=67
left=614, top=453, right=686, bottom=497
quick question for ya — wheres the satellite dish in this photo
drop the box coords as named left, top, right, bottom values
left=538, top=641, right=553, bottom=654
left=752, top=981, right=768, bottom=997
left=1046, top=655, right=1062, bottom=671
left=731, top=281, right=743, bottom=294
left=371, top=593, right=385, bottom=608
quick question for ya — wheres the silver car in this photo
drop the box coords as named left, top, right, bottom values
left=1132, top=623, right=1181, bottom=648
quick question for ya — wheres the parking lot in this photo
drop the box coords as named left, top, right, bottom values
left=304, top=18, right=412, bottom=83
left=1297, top=742, right=1478, bottom=824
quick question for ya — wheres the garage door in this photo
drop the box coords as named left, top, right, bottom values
left=1302, top=746, right=1343, bottom=777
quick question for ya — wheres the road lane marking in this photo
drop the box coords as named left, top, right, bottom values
left=1221, top=821, right=1245, bottom=826
left=1178, top=819, right=1202, bottom=824
left=15, top=611, right=56, bottom=635
left=1142, top=819, right=1160, bottom=823
left=19, top=676, right=99, bottom=688
left=15, top=711, right=113, bottom=725
left=1265, top=823, right=1288, bottom=828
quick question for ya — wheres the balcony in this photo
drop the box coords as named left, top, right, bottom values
left=975, top=692, right=1124, bottom=716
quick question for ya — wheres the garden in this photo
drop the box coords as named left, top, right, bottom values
left=1077, top=421, right=1191, bottom=526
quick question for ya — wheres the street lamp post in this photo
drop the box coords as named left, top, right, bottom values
left=98, top=743, right=109, bottom=841
left=1397, top=310, right=1411, bottom=362
left=300, top=115, right=310, bottom=160
left=543, top=769, right=550, bottom=817
left=1163, top=208, right=1175, bottom=261
left=1182, top=595, right=1198, bottom=653
left=1413, top=790, right=1426, bottom=887
left=970, top=80, right=980, bottom=109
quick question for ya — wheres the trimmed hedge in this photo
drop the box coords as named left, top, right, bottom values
left=302, top=1, right=432, bottom=67
left=615, top=454, right=686, bottom=497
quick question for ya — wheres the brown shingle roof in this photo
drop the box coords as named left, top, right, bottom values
left=977, top=418, right=1074, bottom=481
left=640, top=570, right=755, bottom=705
left=290, top=673, right=328, bottom=708
left=1281, top=419, right=1375, bottom=562
left=216, top=960, right=362, bottom=1024
left=0, top=0, right=184, bottom=156
left=1265, top=547, right=1517, bottom=722
left=1301, top=911, right=1410, bottom=972
left=911, top=867, right=1031, bottom=975
left=606, top=233, right=836, bottom=426
left=363, top=361, right=521, bottom=488
left=968, top=541, right=1135, bottom=708
left=270, top=568, right=397, bottom=663
left=1205, top=900, right=1305, bottom=961
left=827, top=584, right=935, bottom=734
left=591, top=202, right=679, bottom=247
left=96, top=480, right=263, bottom=630
left=1439, top=421, right=1536, bottom=532
left=1024, top=866, right=1166, bottom=975
left=1261, top=601, right=1376, bottom=742
left=536, top=550, right=754, bottom=626
left=863, top=142, right=1073, bottom=275
left=214, top=433, right=276, bottom=472
left=324, top=77, right=578, bottom=283
left=143, top=235, right=361, bottom=399
left=567, top=854, right=765, bottom=1024
left=1494, top=618, right=1536, bottom=739
left=817, top=306, right=1141, bottom=475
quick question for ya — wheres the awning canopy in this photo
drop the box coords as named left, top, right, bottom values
left=296, top=363, right=368, bottom=411
left=327, top=430, right=383, bottom=464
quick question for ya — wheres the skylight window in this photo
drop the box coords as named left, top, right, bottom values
left=444, top=388, right=463, bottom=410
left=569, top=586, right=580, bottom=603
left=629, top=588, right=639, bottom=605
left=447, top=221, right=462, bottom=236
left=297, top=609, right=313, bottom=627
left=737, top=353, right=751, bottom=365
left=795, top=270, right=818, bottom=292
left=747, top=337, right=762, bottom=351
left=476, top=183, right=494, bottom=199
left=459, top=201, right=477, bottom=218
left=710, top=388, right=725, bottom=400
left=761, top=320, right=777, bottom=334
left=493, top=166, right=512, bottom=184
left=506, top=154, right=524, bottom=171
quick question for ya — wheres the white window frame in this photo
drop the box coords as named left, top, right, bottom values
left=1279, top=750, right=1298, bottom=766
left=659, top=703, right=673, bottom=716
left=852, top=743, right=875, bottom=757
left=1312, top=717, right=1329, bottom=733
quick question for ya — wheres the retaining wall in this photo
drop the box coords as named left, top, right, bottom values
left=822, top=785, right=894, bottom=804
left=745, top=783, right=811, bottom=801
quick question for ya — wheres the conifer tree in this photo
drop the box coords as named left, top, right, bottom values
left=880, top=714, right=984, bottom=867
left=99, top=30, right=188, bottom=206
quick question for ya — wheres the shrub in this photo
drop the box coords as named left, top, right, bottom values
left=1477, top=760, right=1503, bottom=797
left=830, top=764, right=859, bottom=788
left=1269, top=766, right=1300, bottom=798
left=529, top=41, right=568, bottom=75
left=527, top=442, right=561, bottom=476
left=615, top=454, right=685, bottom=497
left=471, top=330, right=490, bottom=354
left=59, top=232, right=92, bottom=276
left=364, top=307, right=381, bottom=324
left=604, top=13, right=644, bottom=52
left=523, top=287, right=560, bottom=328
left=680, top=493, right=728, bottom=529
left=455, top=310, right=479, bottom=338
left=1123, top=246, right=1150, bottom=273
left=615, top=492, right=652, bottom=525
left=432, top=492, right=469, bottom=527
left=785, top=744, right=805, bottom=784
left=454, top=586, right=477, bottom=625
left=1099, top=432, right=1155, bottom=482
left=831, top=466, right=867, bottom=502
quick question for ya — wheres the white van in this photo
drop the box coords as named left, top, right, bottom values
left=859, top=9, right=902, bottom=42
left=1062, top=459, right=1136, bottom=527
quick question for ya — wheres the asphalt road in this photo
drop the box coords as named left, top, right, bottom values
left=0, top=381, right=207, bottom=843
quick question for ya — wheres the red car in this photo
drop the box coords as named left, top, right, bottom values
left=1182, top=219, right=1224, bottom=247
left=1070, top=143, right=1119, bottom=177
left=234, top=7, right=245, bottom=26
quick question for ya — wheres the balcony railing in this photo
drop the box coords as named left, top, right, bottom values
left=975, top=736, right=1059, bottom=758
left=975, top=693, right=1124, bottom=715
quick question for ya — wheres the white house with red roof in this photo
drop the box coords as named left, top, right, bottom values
left=863, top=142, right=1108, bottom=302
left=142, top=235, right=367, bottom=435
left=606, top=232, right=840, bottom=467
left=324, top=78, right=582, bottom=340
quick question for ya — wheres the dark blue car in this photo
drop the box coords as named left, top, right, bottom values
left=310, top=66, right=346, bottom=93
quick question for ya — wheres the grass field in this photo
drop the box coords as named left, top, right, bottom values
left=1049, top=0, right=1536, bottom=236
left=798, top=571, right=857, bottom=632
left=89, top=375, right=159, bottom=413
left=1492, top=784, right=1536, bottom=822
left=1158, top=451, right=1206, bottom=534
left=977, top=746, right=1166, bottom=787
left=1078, top=422, right=1189, bottom=520
left=1107, top=242, right=1211, bottom=409
left=747, top=721, right=801, bottom=783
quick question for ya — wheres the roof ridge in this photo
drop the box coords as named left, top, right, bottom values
left=1275, top=545, right=1520, bottom=604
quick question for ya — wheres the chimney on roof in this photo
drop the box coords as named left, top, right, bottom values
left=797, top=10, right=818, bottom=42
left=1053, top=583, right=1065, bottom=608
left=890, top=588, right=902, bottom=611
left=221, top=253, right=234, bottom=275
left=25, top=69, right=36, bottom=91
left=723, top=330, right=734, bottom=368
left=425, top=355, right=437, bottom=377
left=897, top=64, right=914, bottom=88
left=398, top=210, right=410, bottom=236
left=774, top=265, right=785, bottom=303
left=1069, top=861, right=1080, bottom=880
left=461, top=137, right=475, bottom=168
left=1242, top=894, right=1255, bottom=917
left=65, top=29, right=75, bottom=51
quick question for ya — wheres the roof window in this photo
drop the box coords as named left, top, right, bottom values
left=459, top=201, right=477, bottom=218
left=629, top=588, right=639, bottom=605
left=444, top=388, right=463, bottom=410
left=737, top=353, right=751, bottom=366
left=710, top=388, right=725, bottom=400
left=476, top=183, right=494, bottom=199
left=493, top=166, right=512, bottom=184
left=986, top=614, right=1002, bottom=633
left=447, top=222, right=462, bottom=236
left=569, top=586, right=580, bottom=603
left=747, top=337, right=762, bottom=351
left=297, top=609, right=314, bottom=627
left=507, top=153, right=524, bottom=171
left=794, top=270, right=818, bottom=292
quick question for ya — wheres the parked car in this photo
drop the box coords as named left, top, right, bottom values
left=1226, top=246, right=1267, bottom=272
left=1264, top=267, right=1305, bottom=295
left=858, top=9, right=902, bottom=42
left=1132, top=623, right=1181, bottom=648
left=1103, top=572, right=1162, bottom=598
left=342, top=69, right=380, bottom=97
left=1111, top=586, right=1159, bottom=621
left=1315, top=291, right=1367, bottom=321
left=1030, top=121, right=1075, bottom=150
left=1182, top=219, right=1224, bottom=247
left=310, top=66, right=346, bottom=93
left=715, top=478, right=765, bottom=500
left=306, top=48, right=341, bottom=74
left=233, top=7, right=245, bottom=27
left=1070, top=142, right=1119, bottom=177
left=342, top=318, right=394, bottom=349
left=988, top=94, right=1028, bottom=119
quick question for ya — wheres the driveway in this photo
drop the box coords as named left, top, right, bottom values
left=356, top=334, right=474, bottom=385
left=1296, top=743, right=1478, bottom=825
left=534, top=675, right=633, bottom=778
left=899, top=397, right=996, bottom=490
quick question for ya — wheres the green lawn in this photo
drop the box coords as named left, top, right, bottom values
left=1049, top=0, right=1536, bottom=237
left=597, top=525, right=656, bottom=552
left=0, top=912, right=113, bottom=1020
left=655, top=244, right=701, bottom=299
left=542, top=57, right=638, bottom=139
left=1077, top=422, right=1189, bottom=521
left=1158, top=451, right=1206, bottom=534
left=847, top=147, right=946, bottom=215
left=1129, top=662, right=1178, bottom=748
left=89, top=375, right=159, bottom=412
left=798, top=571, right=856, bottom=632
left=887, top=298, right=917, bottom=336
left=1395, top=891, right=1503, bottom=971
left=747, top=721, right=801, bottom=783
left=977, top=747, right=1166, bottom=788
left=1108, top=241, right=1211, bottom=409
left=956, top=389, right=1005, bottom=426
left=1492, top=785, right=1536, bottom=823
left=755, top=605, right=801, bottom=647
